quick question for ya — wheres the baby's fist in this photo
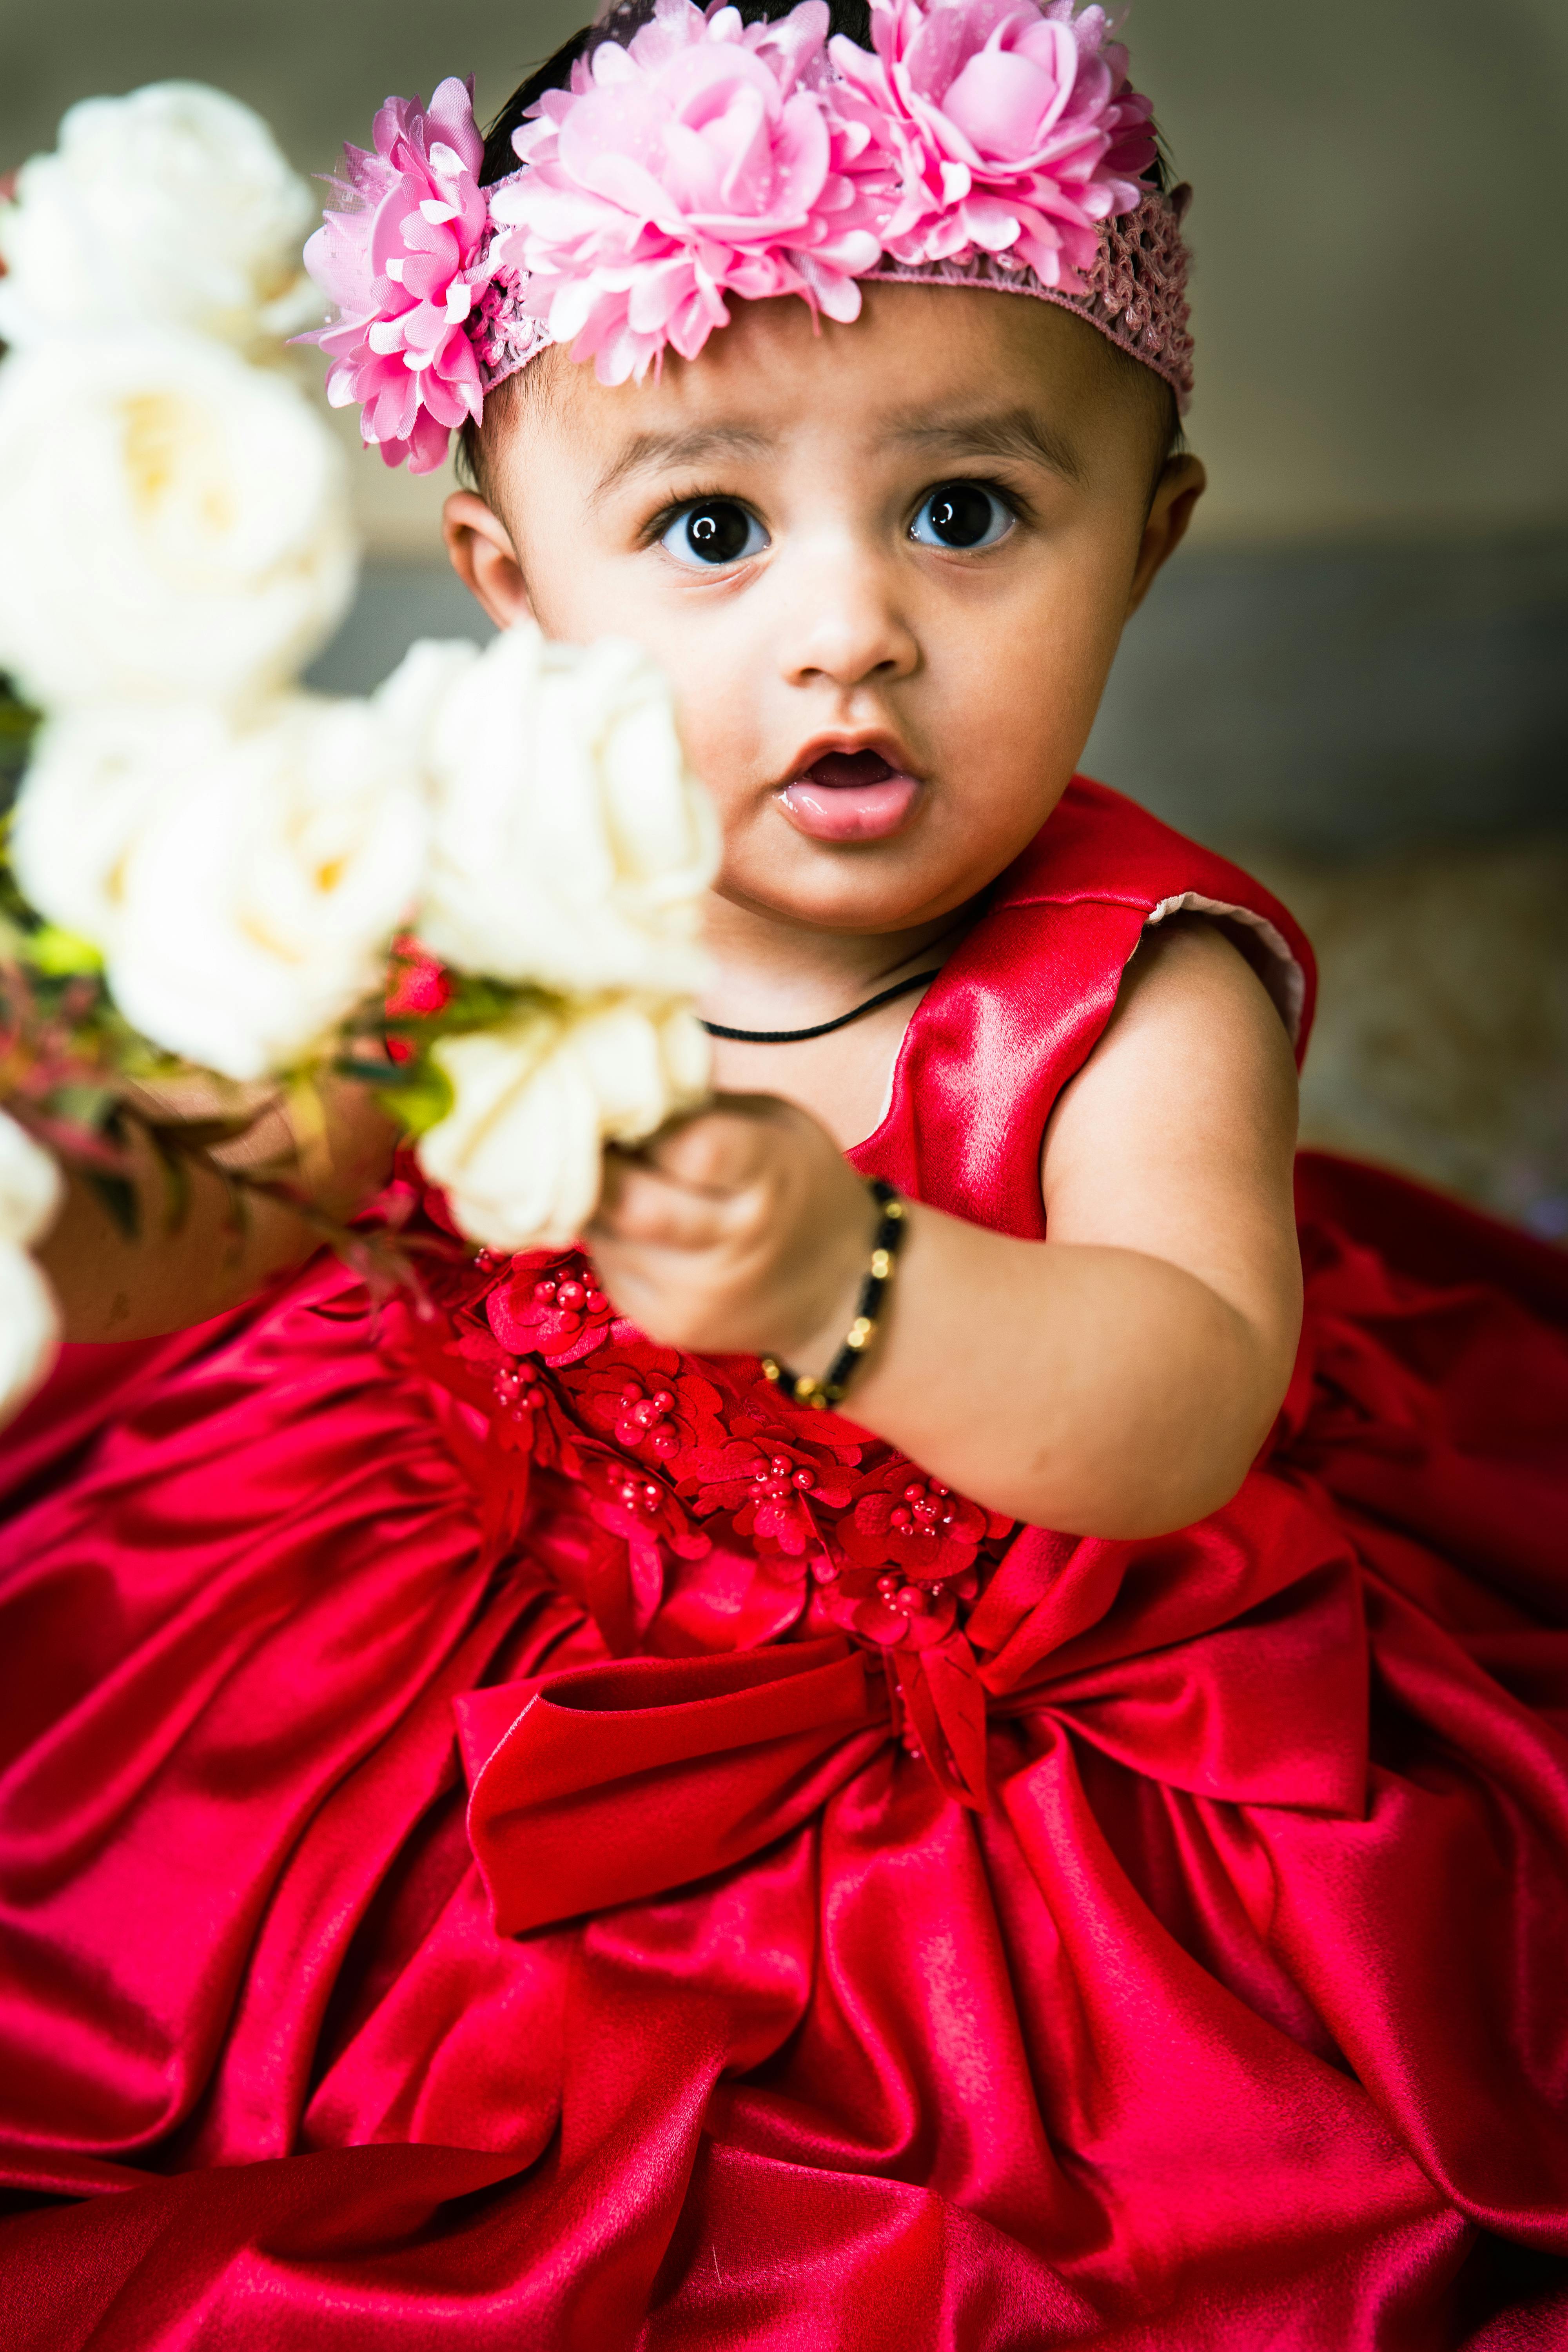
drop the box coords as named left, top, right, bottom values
left=588, top=1095, right=877, bottom=1364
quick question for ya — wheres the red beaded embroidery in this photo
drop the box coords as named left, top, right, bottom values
left=414, top=1240, right=1014, bottom=1801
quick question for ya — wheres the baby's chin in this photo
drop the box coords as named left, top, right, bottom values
left=710, top=806, right=976, bottom=935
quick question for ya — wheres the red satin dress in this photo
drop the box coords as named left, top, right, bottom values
left=2, top=779, right=1566, bottom=2350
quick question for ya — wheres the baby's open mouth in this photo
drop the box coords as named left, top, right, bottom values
left=778, top=749, right=922, bottom=844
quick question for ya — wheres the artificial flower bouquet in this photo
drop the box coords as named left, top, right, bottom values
left=0, top=82, right=719, bottom=1425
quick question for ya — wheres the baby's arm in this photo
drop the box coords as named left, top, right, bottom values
left=37, top=1079, right=398, bottom=1343
left=590, top=922, right=1301, bottom=1538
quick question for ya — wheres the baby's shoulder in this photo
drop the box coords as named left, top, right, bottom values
left=858, top=782, right=1311, bottom=1232
left=1042, top=908, right=1301, bottom=1215
left=1100, top=908, right=1301, bottom=1081
left=995, top=776, right=1311, bottom=1045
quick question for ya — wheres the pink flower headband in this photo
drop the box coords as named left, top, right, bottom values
left=303, top=0, right=1192, bottom=476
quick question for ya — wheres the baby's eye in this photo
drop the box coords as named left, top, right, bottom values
left=909, top=482, right=1014, bottom=551
left=659, top=499, right=768, bottom=568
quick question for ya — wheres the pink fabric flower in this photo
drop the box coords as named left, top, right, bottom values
left=488, top=0, right=891, bottom=385
left=302, top=78, right=493, bottom=473
left=827, top=0, right=1156, bottom=288
left=300, top=0, right=1181, bottom=459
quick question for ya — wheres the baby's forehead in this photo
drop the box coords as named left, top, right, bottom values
left=494, top=286, right=1147, bottom=484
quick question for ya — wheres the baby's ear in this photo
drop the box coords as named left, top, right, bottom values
left=443, top=492, right=534, bottom=629
left=1126, top=453, right=1206, bottom=617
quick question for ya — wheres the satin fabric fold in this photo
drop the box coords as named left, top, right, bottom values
left=459, top=1639, right=891, bottom=1932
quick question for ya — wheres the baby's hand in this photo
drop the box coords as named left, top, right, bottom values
left=587, top=1097, right=877, bottom=1368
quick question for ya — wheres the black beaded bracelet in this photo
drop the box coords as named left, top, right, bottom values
left=760, top=1179, right=907, bottom=1412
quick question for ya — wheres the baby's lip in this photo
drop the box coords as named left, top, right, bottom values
left=782, top=730, right=922, bottom=788
left=775, top=737, right=925, bottom=845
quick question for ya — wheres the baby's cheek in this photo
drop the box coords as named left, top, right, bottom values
left=668, top=678, right=763, bottom=825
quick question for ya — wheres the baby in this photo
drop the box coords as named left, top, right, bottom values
left=6, top=2, right=1567, bottom=2344
left=449, top=279, right=1299, bottom=1540
left=46, top=44, right=1297, bottom=1544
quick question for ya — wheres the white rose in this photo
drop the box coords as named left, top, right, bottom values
left=370, top=635, right=485, bottom=751
left=14, top=699, right=429, bottom=1080
left=0, top=1107, right=63, bottom=1249
left=9, top=704, right=177, bottom=949
left=0, top=335, right=356, bottom=712
left=0, top=1243, right=61, bottom=1428
left=0, top=1111, right=64, bottom=1427
left=417, top=997, right=711, bottom=1250
left=407, top=624, right=720, bottom=996
left=0, top=83, right=316, bottom=353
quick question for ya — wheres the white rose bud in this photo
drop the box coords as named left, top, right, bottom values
left=0, top=1111, right=64, bottom=1427
left=0, top=1246, right=61, bottom=1429
left=408, top=624, right=720, bottom=996
left=0, top=83, right=317, bottom=352
left=14, top=699, right=429, bottom=1081
left=417, top=998, right=710, bottom=1251
left=0, top=335, right=356, bottom=713
left=0, top=1107, right=63, bottom=1250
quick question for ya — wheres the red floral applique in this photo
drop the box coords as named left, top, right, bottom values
left=819, top=1559, right=980, bottom=1651
left=570, top=1441, right=710, bottom=1653
left=682, top=1427, right=862, bottom=1558
left=837, top=1465, right=1008, bottom=1582
left=487, top=1250, right=621, bottom=1366
left=567, top=1342, right=729, bottom=1472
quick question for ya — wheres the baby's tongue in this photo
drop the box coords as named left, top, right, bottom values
left=806, top=750, right=895, bottom=789
left=780, top=747, right=921, bottom=843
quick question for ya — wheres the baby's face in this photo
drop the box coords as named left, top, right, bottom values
left=456, top=284, right=1198, bottom=938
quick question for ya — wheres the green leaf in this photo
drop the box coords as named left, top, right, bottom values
left=375, top=1063, right=454, bottom=1137
left=0, top=679, right=41, bottom=816
left=149, top=1133, right=192, bottom=1238
left=334, top=1057, right=416, bottom=1087
left=87, top=1171, right=139, bottom=1239
left=27, top=924, right=104, bottom=977
left=51, top=1083, right=122, bottom=1134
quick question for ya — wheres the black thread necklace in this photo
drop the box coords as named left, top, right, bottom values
left=701, top=968, right=941, bottom=1046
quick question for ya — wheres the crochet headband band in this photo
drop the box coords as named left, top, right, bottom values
left=303, top=0, right=1194, bottom=477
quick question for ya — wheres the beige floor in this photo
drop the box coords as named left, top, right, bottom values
left=1248, top=837, right=1568, bottom=1242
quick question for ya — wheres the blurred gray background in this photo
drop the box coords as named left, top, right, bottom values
left=3, top=0, right=1566, bottom=1227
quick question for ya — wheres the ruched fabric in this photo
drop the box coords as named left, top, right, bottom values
left=1, top=780, right=1565, bottom=2348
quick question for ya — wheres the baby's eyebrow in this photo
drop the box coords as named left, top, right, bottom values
left=592, top=424, right=775, bottom=502
left=889, top=408, right=1087, bottom=488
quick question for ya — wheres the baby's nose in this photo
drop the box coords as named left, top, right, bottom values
left=774, top=548, right=918, bottom=689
